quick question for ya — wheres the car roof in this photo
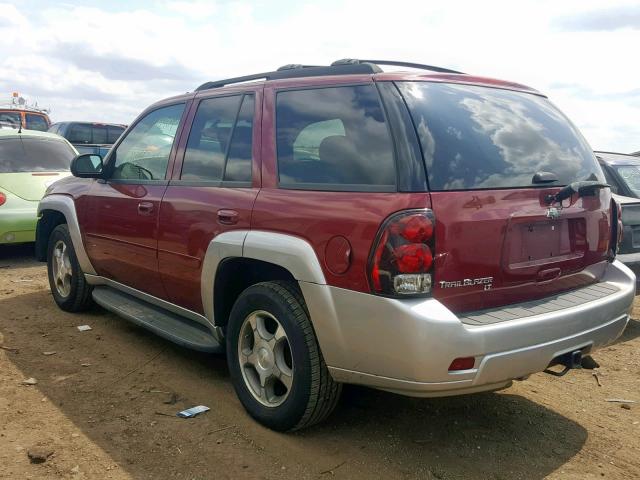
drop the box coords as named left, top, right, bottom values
left=594, top=151, right=640, bottom=166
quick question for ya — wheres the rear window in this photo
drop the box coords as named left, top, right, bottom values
left=66, top=123, right=121, bottom=144
left=276, top=85, right=396, bottom=191
left=398, top=82, right=604, bottom=191
left=25, top=114, right=49, bottom=132
left=67, top=123, right=92, bottom=144
left=0, top=137, right=74, bottom=173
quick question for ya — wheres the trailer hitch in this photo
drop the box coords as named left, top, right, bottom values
left=543, top=350, right=584, bottom=377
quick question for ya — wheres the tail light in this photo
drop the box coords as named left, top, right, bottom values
left=0, top=192, right=6, bottom=207
left=368, top=209, right=435, bottom=296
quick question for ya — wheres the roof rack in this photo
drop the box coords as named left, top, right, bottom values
left=195, top=59, right=463, bottom=91
left=341, top=59, right=465, bottom=75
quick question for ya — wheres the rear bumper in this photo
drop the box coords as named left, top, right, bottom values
left=0, top=206, right=37, bottom=244
left=301, top=260, right=635, bottom=397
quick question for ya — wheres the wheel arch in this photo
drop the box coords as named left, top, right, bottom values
left=37, top=195, right=96, bottom=274
left=35, top=209, right=66, bottom=261
left=202, top=230, right=327, bottom=328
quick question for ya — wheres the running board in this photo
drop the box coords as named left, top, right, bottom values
left=92, top=286, right=223, bottom=353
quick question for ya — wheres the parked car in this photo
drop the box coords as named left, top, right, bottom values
left=0, top=108, right=50, bottom=132
left=36, top=59, right=635, bottom=431
left=49, top=122, right=126, bottom=157
left=596, top=151, right=640, bottom=286
left=0, top=130, right=74, bottom=244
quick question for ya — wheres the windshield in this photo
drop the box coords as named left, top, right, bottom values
left=398, top=82, right=604, bottom=191
left=0, top=137, right=74, bottom=173
left=614, top=165, right=640, bottom=197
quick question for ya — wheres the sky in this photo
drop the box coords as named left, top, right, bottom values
left=1, top=0, right=639, bottom=153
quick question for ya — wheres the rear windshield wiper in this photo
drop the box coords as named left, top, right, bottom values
left=545, top=181, right=610, bottom=204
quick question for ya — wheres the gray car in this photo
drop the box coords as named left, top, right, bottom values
left=596, top=151, right=640, bottom=287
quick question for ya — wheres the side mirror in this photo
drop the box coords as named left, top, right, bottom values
left=71, top=153, right=103, bottom=178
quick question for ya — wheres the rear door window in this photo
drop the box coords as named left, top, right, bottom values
left=276, top=85, right=396, bottom=191
left=181, top=94, right=253, bottom=183
left=25, top=114, right=49, bottom=131
left=398, top=82, right=604, bottom=190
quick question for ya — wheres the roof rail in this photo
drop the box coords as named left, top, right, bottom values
left=333, top=59, right=464, bottom=74
left=195, top=59, right=463, bottom=92
left=195, top=63, right=381, bottom=91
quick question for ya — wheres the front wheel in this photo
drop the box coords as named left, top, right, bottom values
left=46, top=224, right=93, bottom=312
left=226, top=281, right=341, bottom=431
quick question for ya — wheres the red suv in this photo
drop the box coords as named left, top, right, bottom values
left=36, top=59, right=635, bottom=431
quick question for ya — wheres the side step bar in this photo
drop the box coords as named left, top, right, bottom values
left=92, top=286, right=223, bottom=353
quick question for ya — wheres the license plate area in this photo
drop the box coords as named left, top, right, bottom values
left=504, top=218, right=586, bottom=270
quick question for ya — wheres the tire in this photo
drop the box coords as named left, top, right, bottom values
left=46, top=224, right=94, bottom=312
left=226, top=281, right=342, bottom=431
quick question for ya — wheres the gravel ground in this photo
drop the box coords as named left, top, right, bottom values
left=1, top=243, right=639, bottom=480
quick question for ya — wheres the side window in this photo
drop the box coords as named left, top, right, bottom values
left=68, top=124, right=92, bottom=144
left=181, top=94, right=253, bottom=183
left=276, top=85, right=396, bottom=190
left=25, top=114, right=49, bottom=132
left=111, top=103, right=185, bottom=181
left=225, top=95, right=254, bottom=182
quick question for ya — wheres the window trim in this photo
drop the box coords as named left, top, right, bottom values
left=171, top=92, right=255, bottom=186
left=274, top=83, right=399, bottom=193
left=103, top=101, right=188, bottom=182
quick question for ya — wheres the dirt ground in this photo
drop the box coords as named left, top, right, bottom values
left=0, top=244, right=639, bottom=480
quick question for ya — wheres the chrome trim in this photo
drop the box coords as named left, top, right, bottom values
left=37, top=194, right=96, bottom=275
left=85, top=274, right=213, bottom=332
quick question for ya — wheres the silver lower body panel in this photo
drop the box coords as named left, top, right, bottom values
left=302, top=260, right=635, bottom=397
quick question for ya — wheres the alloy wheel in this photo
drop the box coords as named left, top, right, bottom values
left=237, top=310, right=294, bottom=407
left=52, top=239, right=72, bottom=298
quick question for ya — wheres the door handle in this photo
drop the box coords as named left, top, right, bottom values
left=217, top=209, right=239, bottom=225
left=137, top=201, right=154, bottom=215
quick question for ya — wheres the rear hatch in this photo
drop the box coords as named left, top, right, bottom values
left=0, top=135, right=74, bottom=200
left=398, top=81, right=611, bottom=313
left=0, top=172, right=69, bottom=201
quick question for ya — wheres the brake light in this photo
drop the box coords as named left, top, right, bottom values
left=449, top=357, right=475, bottom=371
left=369, top=210, right=435, bottom=296
left=0, top=192, right=6, bottom=207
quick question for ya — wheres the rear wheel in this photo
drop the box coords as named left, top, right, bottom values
left=46, top=224, right=93, bottom=312
left=226, top=281, right=341, bottom=431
